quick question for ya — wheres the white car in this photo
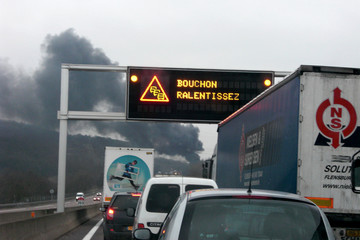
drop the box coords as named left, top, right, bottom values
left=133, top=188, right=335, bottom=240
left=132, top=177, right=218, bottom=237
left=75, top=192, right=84, bottom=201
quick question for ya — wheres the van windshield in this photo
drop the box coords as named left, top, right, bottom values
left=179, top=197, right=329, bottom=240
left=146, top=184, right=180, bottom=213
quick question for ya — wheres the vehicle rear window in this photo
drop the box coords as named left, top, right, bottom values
left=185, top=184, right=214, bottom=192
left=146, top=184, right=180, bottom=213
left=179, top=198, right=329, bottom=240
left=111, top=195, right=139, bottom=210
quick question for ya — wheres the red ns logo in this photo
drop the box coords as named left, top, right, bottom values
left=316, top=87, right=357, bottom=149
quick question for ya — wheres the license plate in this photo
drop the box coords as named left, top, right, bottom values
left=334, top=228, right=360, bottom=239
left=347, top=229, right=360, bottom=237
left=127, top=226, right=133, bottom=231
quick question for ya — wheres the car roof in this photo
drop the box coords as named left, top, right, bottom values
left=186, top=188, right=316, bottom=205
left=146, top=176, right=217, bottom=185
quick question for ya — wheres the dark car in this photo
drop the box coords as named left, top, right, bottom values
left=101, top=192, right=141, bottom=240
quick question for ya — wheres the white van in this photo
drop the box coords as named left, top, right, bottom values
left=133, top=177, right=218, bottom=236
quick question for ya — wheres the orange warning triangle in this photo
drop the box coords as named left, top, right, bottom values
left=140, top=76, right=169, bottom=102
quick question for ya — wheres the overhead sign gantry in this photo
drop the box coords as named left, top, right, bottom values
left=57, top=64, right=283, bottom=213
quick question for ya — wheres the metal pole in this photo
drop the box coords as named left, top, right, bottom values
left=56, top=64, right=127, bottom=213
left=57, top=120, right=67, bottom=212
left=57, top=67, right=69, bottom=213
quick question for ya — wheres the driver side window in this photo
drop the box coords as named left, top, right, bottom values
left=158, top=194, right=185, bottom=240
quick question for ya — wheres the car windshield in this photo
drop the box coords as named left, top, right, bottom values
left=179, top=197, right=329, bottom=240
left=112, top=195, right=139, bottom=210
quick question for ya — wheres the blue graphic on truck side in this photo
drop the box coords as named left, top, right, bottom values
left=107, top=155, right=151, bottom=192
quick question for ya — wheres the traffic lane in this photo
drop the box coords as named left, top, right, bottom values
left=57, top=213, right=104, bottom=240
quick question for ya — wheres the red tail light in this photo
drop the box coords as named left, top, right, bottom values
left=138, top=223, right=145, bottom=228
left=131, top=192, right=142, bottom=197
left=107, top=208, right=114, bottom=220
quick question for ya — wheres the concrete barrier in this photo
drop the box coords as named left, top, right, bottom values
left=0, top=204, right=101, bottom=240
left=0, top=208, right=57, bottom=225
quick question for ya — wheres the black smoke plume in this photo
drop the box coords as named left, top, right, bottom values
left=0, top=29, right=204, bottom=164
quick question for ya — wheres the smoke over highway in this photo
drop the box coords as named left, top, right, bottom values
left=0, top=29, right=204, bottom=163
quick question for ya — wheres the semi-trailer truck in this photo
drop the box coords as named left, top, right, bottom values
left=214, top=65, right=360, bottom=239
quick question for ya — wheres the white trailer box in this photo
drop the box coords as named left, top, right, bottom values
left=102, top=147, right=154, bottom=207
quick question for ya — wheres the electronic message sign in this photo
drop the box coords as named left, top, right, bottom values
left=127, top=67, right=274, bottom=122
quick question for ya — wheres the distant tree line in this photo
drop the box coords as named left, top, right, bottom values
left=0, top=120, right=202, bottom=204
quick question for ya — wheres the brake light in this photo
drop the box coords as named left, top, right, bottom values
left=107, top=208, right=114, bottom=220
left=138, top=223, right=145, bottom=228
left=131, top=192, right=142, bottom=197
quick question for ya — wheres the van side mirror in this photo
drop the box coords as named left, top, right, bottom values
left=99, top=207, right=106, bottom=212
left=352, top=159, right=360, bottom=193
left=133, top=228, right=151, bottom=240
left=351, top=150, right=360, bottom=193
left=126, top=207, right=135, bottom=217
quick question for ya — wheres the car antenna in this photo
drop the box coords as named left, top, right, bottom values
left=247, top=146, right=255, bottom=194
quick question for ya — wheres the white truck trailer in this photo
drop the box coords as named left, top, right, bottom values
left=102, top=147, right=154, bottom=208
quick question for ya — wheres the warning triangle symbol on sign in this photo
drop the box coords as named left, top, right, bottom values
left=140, top=76, right=169, bottom=102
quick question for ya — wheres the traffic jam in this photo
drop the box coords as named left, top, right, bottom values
left=93, top=66, right=360, bottom=240
left=63, top=66, right=360, bottom=240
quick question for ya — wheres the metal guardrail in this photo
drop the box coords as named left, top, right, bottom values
left=0, top=189, right=101, bottom=209
left=0, top=196, right=73, bottom=210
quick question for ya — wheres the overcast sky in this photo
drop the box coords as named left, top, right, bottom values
left=1, top=0, right=360, bottom=159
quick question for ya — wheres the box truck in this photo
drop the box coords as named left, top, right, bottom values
left=102, top=147, right=154, bottom=208
left=214, top=65, right=360, bottom=239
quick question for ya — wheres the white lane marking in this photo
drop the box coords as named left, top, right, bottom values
left=82, top=218, right=103, bottom=240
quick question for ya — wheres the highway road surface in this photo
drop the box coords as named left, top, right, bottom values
left=57, top=214, right=105, bottom=240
